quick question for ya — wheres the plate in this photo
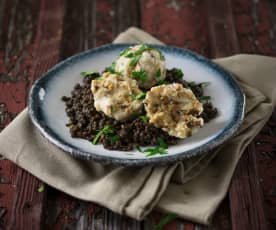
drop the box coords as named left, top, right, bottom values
left=28, top=44, right=245, bottom=166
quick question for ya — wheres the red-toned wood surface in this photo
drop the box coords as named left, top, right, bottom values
left=0, top=0, right=275, bottom=229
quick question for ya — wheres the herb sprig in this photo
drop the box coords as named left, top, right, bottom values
left=132, top=69, right=148, bottom=82
left=120, top=44, right=165, bottom=67
left=92, top=125, right=114, bottom=145
left=139, top=115, right=149, bottom=123
left=174, top=68, right=183, bottom=79
left=137, top=137, right=168, bottom=157
left=199, top=96, right=211, bottom=103
left=106, top=62, right=123, bottom=75
left=154, top=213, right=178, bottom=230
left=80, top=71, right=97, bottom=76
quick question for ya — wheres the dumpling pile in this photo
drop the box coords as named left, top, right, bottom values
left=91, top=44, right=204, bottom=138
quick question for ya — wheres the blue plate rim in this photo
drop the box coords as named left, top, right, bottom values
left=28, top=43, right=245, bottom=166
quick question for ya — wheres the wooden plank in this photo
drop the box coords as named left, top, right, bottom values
left=0, top=0, right=41, bottom=227
left=229, top=145, right=267, bottom=230
left=0, top=0, right=65, bottom=229
left=44, top=1, right=143, bottom=229
left=141, top=0, right=210, bottom=57
left=206, top=0, right=240, bottom=57
left=207, top=0, right=275, bottom=229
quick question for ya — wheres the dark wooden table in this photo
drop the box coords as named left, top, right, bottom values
left=0, top=0, right=276, bottom=229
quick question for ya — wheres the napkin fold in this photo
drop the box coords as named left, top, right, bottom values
left=0, top=27, right=275, bottom=225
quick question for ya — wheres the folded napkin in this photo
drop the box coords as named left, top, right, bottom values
left=0, top=27, right=275, bottom=225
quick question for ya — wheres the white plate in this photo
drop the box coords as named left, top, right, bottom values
left=28, top=44, right=245, bottom=165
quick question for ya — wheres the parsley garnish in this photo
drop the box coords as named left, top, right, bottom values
left=95, top=76, right=103, bottom=80
left=80, top=71, right=97, bottom=76
left=119, top=47, right=131, bottom=56
left=129, top=92, right=146, bottom=100
left=130, top=55, right=142, bottom=66
left=107, top=62, right=122, bottom=75
left=154, top=213, right=178, bottom=230
left=92, top=125, right=114, bottom=145
left=108, top=134, right=120, bottom=143
left=137, top=137, right=168, bottom=157
left=156, top=69, right=161, bottom=78
left=135, top=92, right=146, bottom=100
left=132, top=70, right=148, bottom=82
left=175, top=68, right=183, bottom=79
left=38, top=185, right=44, bottom=193
left=123, top=44, right=165, bottom=66
left=157, top=80, right=169, bottom=85
left=199, top=96, right=211, bottom=103
left=139, top=115, right=149, bottom=123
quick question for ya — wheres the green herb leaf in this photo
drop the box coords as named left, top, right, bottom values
left=199, top=96, right=211, bottom=103
left=157, top=80, right=169, bottom=85
left=95, top=76, right=103, bottom=80
left=144, top=147, right=168, bottom=157
left=80, top=71, right=97, bottom=76
left=132, top=69, right=148, bottom=82
left=139, top=115, right=149, bottom=123
left=154, top=213, right=178, bottom=230
left=92, top=125, right=114, bottom=145
left=38, top=185, right=44, bottom=193
left=157, top=137, right=168, bottom=149
left=138, top=138, right=168, bottom=157
left=130, top=55, right=141, bottom=66
left=135, top=92, right=146, bottom=100
left=156, top=69, right=161, bottom=78
left=175, top=68, right=183, bottom=79
left=106, top=62, right=122, bottom=75
left=125, top=52, right=135, bottom=58
left=200, top=82, right=210, bottom=87
left=108, top=134, right=120, bottom=143
left=119, top=47, right=131, bottom=56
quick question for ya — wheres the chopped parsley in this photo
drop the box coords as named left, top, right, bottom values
left=108, top=134, right=120, bottom=143
left=132, top=69, right=148, bottom=82
left=137, top=137, right=168, bottom=157
left=95, top=76, right=103, bottom=80
left=139, top=115, right=149, bottom=123
left=80, top=71, right=97, bottom=76
left=107, top=62, right=122, bottom=75
left=122, top=44, right=165, bottom=67
left=154, top=213, right=178, bottom=230
left=156, top=69, right=161, bottom=78
left=157, top=80, right=169, bottom=85
left=119, top=47, right=131, bottom=56
left=199, top=96, right=211, bottom=103
left=37, top=185, right=44, bottom=193
left=174, top=68, right=183, bottom=79
left=135, top=92, right=146, bottom=100
left=130, top=55, right=142, bottom=66
left=129, top=92, right=146, bottom=100
left=92, top=125, right=114, bottom=145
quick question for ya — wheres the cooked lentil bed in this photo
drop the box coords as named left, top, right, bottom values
left=61, top=68, right=218, bottom=151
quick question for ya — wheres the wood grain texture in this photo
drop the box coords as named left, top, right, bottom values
left=0, top=0, right=41, bottom=227
left=0, top=0, right=65, bottom=229
left=229, top=0, right=276, bottom=229
left=1, top=0, right=276, bottom=229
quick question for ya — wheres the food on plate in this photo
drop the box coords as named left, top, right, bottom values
left=115, top=44, right=166, bottom=89
left=62, top=44, right=218, bottom=155
left=91, top=72, right=143, bottom=121
left=144, top=83, right=204, bottom=138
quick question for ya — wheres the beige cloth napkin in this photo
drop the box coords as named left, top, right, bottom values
left=0, top=27, right=275, bottom=225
